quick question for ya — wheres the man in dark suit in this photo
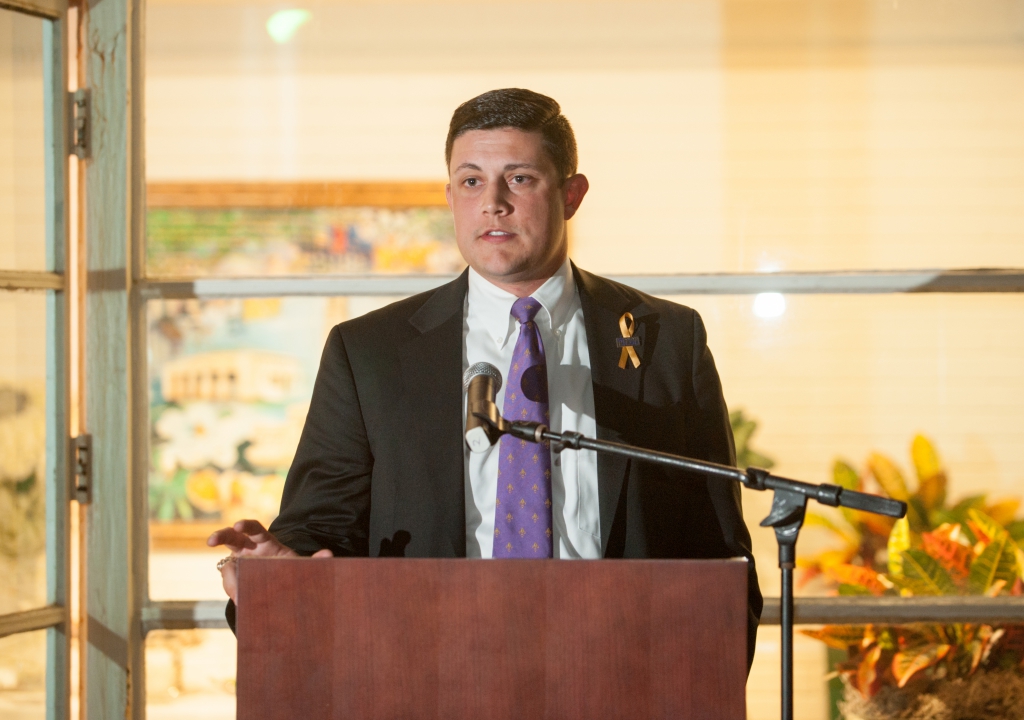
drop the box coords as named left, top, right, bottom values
left=210, top=88, right=761, bottom=664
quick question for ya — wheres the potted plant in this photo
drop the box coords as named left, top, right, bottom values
left=800, top=436, right=1024, bottom=719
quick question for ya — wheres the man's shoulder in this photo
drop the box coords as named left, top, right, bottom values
left=334, top=270, right=469, bottom=340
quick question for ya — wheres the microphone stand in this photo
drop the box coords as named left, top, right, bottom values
left=477, top=415, right=907, bottom=720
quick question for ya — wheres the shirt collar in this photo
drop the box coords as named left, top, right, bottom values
left=467, top=257, right=576, bottom=349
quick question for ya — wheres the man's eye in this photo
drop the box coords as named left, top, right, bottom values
left=513, top=175, right=527, bottom=183
left=465, top=178, right=478, bottom=187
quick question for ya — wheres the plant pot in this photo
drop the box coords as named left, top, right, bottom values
left=839, top=671, right=1024, bottom=720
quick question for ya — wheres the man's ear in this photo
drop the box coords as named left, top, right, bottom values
left=563, top=174, right=589, bottom=221
left=445, top=182, right=453, bottom=211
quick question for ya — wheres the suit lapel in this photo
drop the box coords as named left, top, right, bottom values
left=398, top=271, right=469, bottom=556
left=573, top=264, right=648, bottom=556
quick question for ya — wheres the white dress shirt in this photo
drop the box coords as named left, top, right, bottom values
left=463, top=258, right=601, bottom=559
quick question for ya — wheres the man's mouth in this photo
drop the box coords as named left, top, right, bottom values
left=482, top=230, right=515, bottom=239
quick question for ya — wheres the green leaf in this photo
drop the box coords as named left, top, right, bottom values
left=900, top=549, right=956, bottom=596
left=838, top=583, right=874, bottom=596
left=833, top=460, right=863, bottom=527
left=968, top=535, right=1018, bottom=594
left=944, top=495, right=987, bottom=527
left=1006, top=521, right=1024, bottom=543
left=907, top=497, right=931, bottom=534
left=888, top=517, right=911, bottom=578
left=833, top=460, right=860, bottom=491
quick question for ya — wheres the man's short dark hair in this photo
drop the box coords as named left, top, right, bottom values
left=445, top=88, right=578, bottom=181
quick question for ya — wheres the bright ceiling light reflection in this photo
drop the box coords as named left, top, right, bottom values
left=753, top=292, right=786, bottom=319
left=267, top=9, right=312, bottom=44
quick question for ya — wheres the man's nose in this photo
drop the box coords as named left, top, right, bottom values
left=483, top=180, right=512, bottom=215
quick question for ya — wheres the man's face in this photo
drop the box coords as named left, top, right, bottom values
left=446, top=128, right=588, bottom=294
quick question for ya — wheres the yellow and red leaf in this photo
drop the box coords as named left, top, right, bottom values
left=887, top=517, right=911, bottom=578
left=891, top=644, right=951, bottom=688
left=801, top=626, right=870, bottom=651
left=921, top=525, right=971, bottom=581
left=857, top=645, right=883, bottom=697
left=824, top=564, right=888, bottom=595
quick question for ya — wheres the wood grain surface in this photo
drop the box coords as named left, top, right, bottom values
left=237, top=558, right=747, bottom=720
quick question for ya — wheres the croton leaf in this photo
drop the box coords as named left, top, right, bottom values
left=917, top=474, right=947, bottom=514
left=911, top=435, right=947, bottom=511
left=838, top=583, right=875, bottom=596
left=985, top=498, right=1022, bottom=527
left=968, top=534, right=1018, bottom=595
left=938, top=495, right=987, bottom=531
left=899, top=549, right=956, bottom=596
left=805, top=512, right=859, bottom=545
left=910, top=435, right=942, bottom=480
left=867, top=453, right=910, bottom=502
left=833, top=460, right=864, bottom=528
left=851, top=508, right=897, bottom=538
left=921, top=524, right=971, bottom=582
left=891, top=643, right=951, bottom=688
left=833, top=460, right=861, bottom=491
left=856, top=644, right=883, bottom=697
left=1006, top=521, right=1024, bottom=543
left=801, top=625, right=869, bottom=651
left=888, top=517, right=911, bottom=578
left=966, top=508, right=1009, bottom=546
left=825, top=564, right=889, bottom=595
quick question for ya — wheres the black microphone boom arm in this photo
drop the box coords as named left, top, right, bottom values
left=502, top=420, right=905, bottom=518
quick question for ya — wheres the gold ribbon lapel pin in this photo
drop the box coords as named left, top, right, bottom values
left=616, top=312, right=642, bottom=369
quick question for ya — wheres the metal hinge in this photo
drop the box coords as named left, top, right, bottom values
left=72, top=434, right=92, bottom=504
left=69, top=89, right=91, bottom=159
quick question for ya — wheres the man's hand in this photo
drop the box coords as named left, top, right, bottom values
left=207, top=519, right=333, bottom=603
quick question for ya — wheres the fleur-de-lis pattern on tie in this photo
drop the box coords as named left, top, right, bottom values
left=493, top=296, right=553, bottom=558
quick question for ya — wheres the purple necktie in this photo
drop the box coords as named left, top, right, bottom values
left=492, top=297, right=553, bottom=558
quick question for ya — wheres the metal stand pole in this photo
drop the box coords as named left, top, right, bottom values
left=760, top=487, right=808, bottom=720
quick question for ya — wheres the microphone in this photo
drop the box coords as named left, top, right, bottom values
left=463, top=362, right=505, bottom=452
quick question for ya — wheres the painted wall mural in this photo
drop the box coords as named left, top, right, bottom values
left=147, top=297, right=348, bottom=548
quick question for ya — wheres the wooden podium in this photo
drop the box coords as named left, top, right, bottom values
left=236, top=558, right=748, bottom=719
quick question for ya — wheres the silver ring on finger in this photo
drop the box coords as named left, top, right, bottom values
left=216, top=555, right=236, bottom=571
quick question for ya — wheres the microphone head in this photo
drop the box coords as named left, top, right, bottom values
left=463, top=362, right=502, bottom=392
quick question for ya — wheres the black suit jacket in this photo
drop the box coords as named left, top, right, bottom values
left=242, top=265, right=761, bottom=662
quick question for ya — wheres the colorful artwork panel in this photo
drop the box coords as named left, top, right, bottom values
left=147, top=296, right=358, bottom=548
left=146, top=206, right=461, bottom=277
